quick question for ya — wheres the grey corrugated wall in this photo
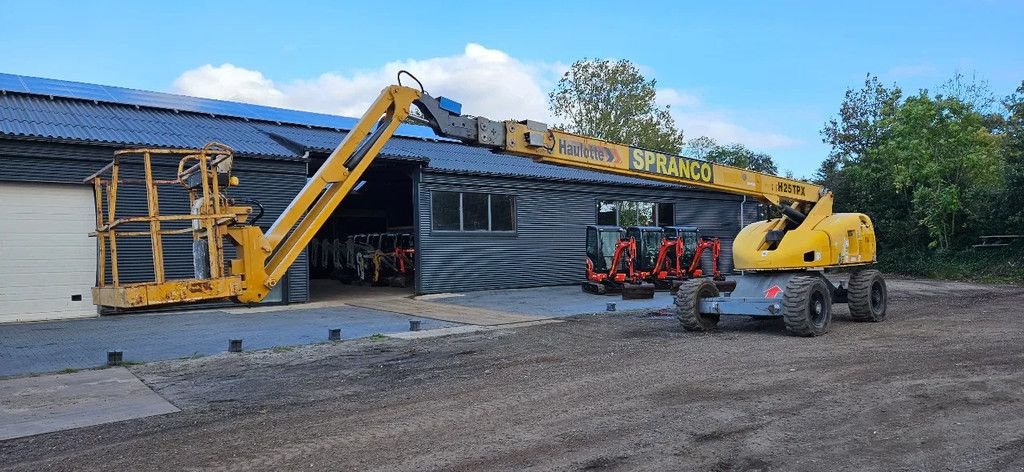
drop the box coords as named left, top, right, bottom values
left=0, top=138, right=310, bottom=305
left=415, top=171, right=755, bottom=294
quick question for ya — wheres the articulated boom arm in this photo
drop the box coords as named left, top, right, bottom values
left=418, top=97, right=822, bottom=208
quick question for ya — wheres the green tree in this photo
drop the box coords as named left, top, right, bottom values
left=874, top=93, right=1003, bottom=250
left=817, top=74, right=903, bottom=213
left=704, top=143, right=778, bottom=175
left=684, top=136, right=718, bottom=160
left=549, top=59, right=685, bottom=153
left=817, top=74, right=916, bottom=248
left=940, top=70, right=996, bottom=114
left=997, top=81, right=1024, bottom=233
left=820, top=74, right=903, bottom=164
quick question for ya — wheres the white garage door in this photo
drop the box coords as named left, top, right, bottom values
left=0, top=182, right=97, bottom=323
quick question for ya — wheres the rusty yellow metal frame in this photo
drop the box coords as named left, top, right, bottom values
left=85, top=143, right=251, bottom=308
left=87, top=86, right=422, bottom=309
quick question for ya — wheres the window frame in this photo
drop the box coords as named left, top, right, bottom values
left=430, top=190, right=517, bottom=234
left=595, top=200, right=674, bottom=227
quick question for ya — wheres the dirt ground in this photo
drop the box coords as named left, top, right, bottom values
left=2, top=278, right=1023, bottom=471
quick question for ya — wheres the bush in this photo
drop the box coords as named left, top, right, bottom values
left=877, top=242, right=1024, bottom=284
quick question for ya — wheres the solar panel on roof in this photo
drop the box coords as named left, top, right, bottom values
left=0, top=72, right=443, bottom=140
left=0, top=74, right=29, bottom=93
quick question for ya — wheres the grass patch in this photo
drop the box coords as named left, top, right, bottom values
left=878, top=244, right=1024, bottom=284
left=59, top=367, right=79, bottom=374
left=368, top=333, right=388, bottom=341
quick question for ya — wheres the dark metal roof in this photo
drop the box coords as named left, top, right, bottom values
left=0, top=93, right=297, bottom=157
left=0, top=73, right=683, bottom=189
left=0, top=72, right=438, bottom=140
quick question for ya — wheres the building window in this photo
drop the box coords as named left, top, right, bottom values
left=432, top=192, right=461, bottom=230
left=597, top=201, right=617, bottom=225
left=596, top=200, right=674, bottom=227
left=432, top=191, right=516, bottom=232
left=657, top=202, right=675, bottom=226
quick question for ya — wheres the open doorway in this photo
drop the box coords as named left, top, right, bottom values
left=307, top=160, right=418, bottom=302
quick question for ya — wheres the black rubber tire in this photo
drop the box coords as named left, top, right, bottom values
left=848, top=269, right=887, bottom=322
left=669, top=280, right=684, bottom=295
left=622, top=282, right=655, bottom=300
left=782, top=276, right=833, bottom=337
left=674, top=279, right=720, bottom=331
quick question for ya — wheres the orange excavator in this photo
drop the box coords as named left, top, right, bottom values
left=642, top=226, right=723, bottom=290
left=584, top=225, right=722, bottom=298
left=583, top=225, right=640, bottom=295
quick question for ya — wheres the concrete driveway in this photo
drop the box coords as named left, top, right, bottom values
left=424, top=285, right=676, bottom=316
left=0, top=305, right=455, bottom=378
left=0, top=284, right=670, bottom=378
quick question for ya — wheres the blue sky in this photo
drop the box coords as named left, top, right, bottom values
left=1, top=0, right=1022, bottom=176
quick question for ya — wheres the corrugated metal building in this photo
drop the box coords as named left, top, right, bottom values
left=0, top=73, right=758, bottom=322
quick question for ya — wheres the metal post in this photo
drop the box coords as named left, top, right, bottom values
left=107, top=162, right=120, bottom=286
left=107, top=351, right=123, bottom=366
left=143, top=152, right=166, bottom=283
left=93, top=179, right=106, bottom=288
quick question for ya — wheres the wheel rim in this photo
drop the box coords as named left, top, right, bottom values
left=870, top=281, right=884, bottom=312
left=810, top=291, right=827, bottom=327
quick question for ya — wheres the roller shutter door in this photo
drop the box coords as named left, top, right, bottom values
left=0, top=182, right=96, bottom=322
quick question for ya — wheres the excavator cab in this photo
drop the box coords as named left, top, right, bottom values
left=580, top=225, right=657, bottom=299
left=662, top=225, right=700, bottom=264
left=626, top=226, right=666, bottom=274
left=584, top=225, right=638, bottom=295
left=585, top=226, right=625, bottom=275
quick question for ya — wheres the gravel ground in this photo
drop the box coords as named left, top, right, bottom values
left=1, top=278, right=1022, bottom=471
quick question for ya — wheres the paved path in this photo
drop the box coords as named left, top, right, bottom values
left=427, top=285, right=676, bottom=316
left=0, top=367, right=178, bottom=441
left=347, top=298, right=546, bottom=325
left=0, top=306, right=455, bottom=377
left=0, top=285, right=671, bottom=378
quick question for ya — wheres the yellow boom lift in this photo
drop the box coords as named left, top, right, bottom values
left=86, top=72, right=887, bottom=336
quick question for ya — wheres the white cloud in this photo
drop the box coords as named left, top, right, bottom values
left=675, top=108, right=801, bottom=149
left=174, top=63, right=287, bottom=107
left=656, top=88, right=702, bottom=108
left=173, top=44, right=798, bottom=150
left=173, top=43, right=559, bottom=123
left=657, top=87, right=800, bottom=149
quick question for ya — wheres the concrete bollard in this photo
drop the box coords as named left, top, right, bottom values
left=607, top=302, right=616, bottom=312
left=409, top=320, right=422, bottom=332
left=107, top=351, right=123, bottom=366
left=228, top=339, right=243, bottom=352
left=328, top=328, right=342, bottom=341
